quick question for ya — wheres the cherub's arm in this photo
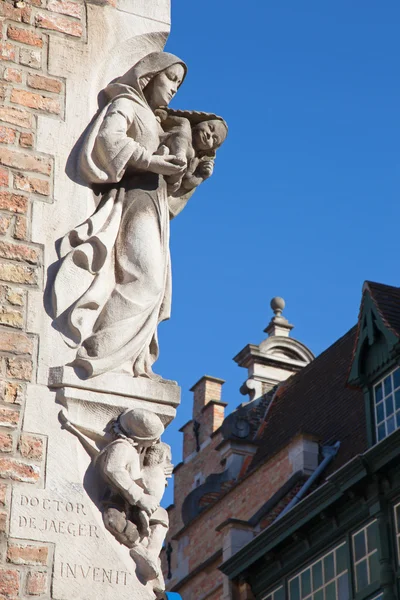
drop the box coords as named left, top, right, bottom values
left=101, top=442, right=144, bottom=505
left=180, top=158, right=214, bottom=192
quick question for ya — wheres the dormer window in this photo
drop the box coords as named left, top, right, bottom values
left=374, top=367, right=400, bottom=442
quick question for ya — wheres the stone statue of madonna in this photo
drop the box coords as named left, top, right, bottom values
left=51, top=52, right=227, bottom=379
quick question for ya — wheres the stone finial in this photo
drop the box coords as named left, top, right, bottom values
left=264, top=296, right=294, bottom=338
left=271, top=296, right=285, bottom=317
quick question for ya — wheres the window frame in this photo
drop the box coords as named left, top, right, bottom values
left=372, top=366, right=400, bottom=443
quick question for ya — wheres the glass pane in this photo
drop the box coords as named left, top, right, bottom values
left=367, top=521, right=378, bottom=552
left=393, top=368, right=400, bottom=390
left=375, top=382, right=383, bottom=403
left=376, top=402, right=384, bottom=423
left=368, top=552, right=379, bottom=583
left=337, top=573, right=349, bottom=600
left=384, top=376, right=392, bottom=396
left=353, top=531, right=366, bottom=561
left=377, top=423, right=386, bottom=441
left=355, top=559, right=369, bottom=591
left=336, top=544, right=347, bottom=574
left=323, top=553, right=334, bottom=583
left=312, top=561, right=323, bottom=590
left=290, top=577, right=300, bottom=600
left=385, top=395, right=394, bottom=416
left=275, top=589, right=285, bottom=600
left=301, top=569, right=311, bottom=598
left=387, top=415, right=395, bottom=435
left=396, top=411, right=400, bottom=428
left=313, top=590, right=323, bottom=600
left=396, top=390, right=400, bottom=410
left=325, top=581, right=335, bottom=600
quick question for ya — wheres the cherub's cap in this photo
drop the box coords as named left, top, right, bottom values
left=118, top=408, right=164, bottom=442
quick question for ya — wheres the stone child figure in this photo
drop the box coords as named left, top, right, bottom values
left=156, top=108, right=228, bottom=194
left=95, top=408, right=171, bottom=591
left=51, top=52, right=227, bottom=380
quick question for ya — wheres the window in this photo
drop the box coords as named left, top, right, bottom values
left=352, top=520, right=379, bottom=592
left=374, top=367, right=400, bottom=441
left=263, top=586, right=284, bottom=600
left=288, top=543, right=349, bottom=600
left=371, top=595, right=383, bottom=600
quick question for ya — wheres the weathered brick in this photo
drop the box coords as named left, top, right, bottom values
left=0, top=2, right=24, bottom=22
left=0, top=306, right=23, bottom=329
left=0, top=262, right=37, bottom=285
left=0, top=192, right=27, bottom=214
left=0, top=408, right=19, bottom=428
left=19, top=434, right=43, bottom=460
left=0, top=106, right=32, bottom=128
left=19, top=47, right=41, bottom=69
left=7, top=26, right=43, bottom=48
left=27, top=73, right=62, bottom=94
left=14, top=174, right=49, bottom=196
left=0, top=330, right=32, bottom=354
left=35, top=12, right=83, bottom=37
left=26, top=570, right=47, bottom=595
left=0, top=511, right=7, bottom=533
left=47, top=0, right=82, bottom=18
left=0, top=241, right=39, bottom=264
left=11, top=89, right=60, bottom=115
left=7, top=544, right=48, bottom=566
left=0, top=381, right=23, bottom=404
left=0, top=168, right=8, bottom=188
left=0, top=216, right=11, bottom=235
left=6, top=357, right=33, bottom=380
left=3, top=68, right=22, bottom=84
left=14, top=216, right=28, bottom=240
left=22, top=6, right=34, bottom=23
left=19, top=132, right=33, bottom=148
left=0, top=127, right=16, bottom=145
left=0, top=569, right=19, bottom=597
left=0, top=42, right=16, bottom=63
left=0, top=483, right=8, bottom=506
left=5, top=288, right=24, bottom=306
left=0, top=148, right=51, bottom=175
left=0, top=457, right=39, bottom=482
left=0, top=432, right=13, bottom=452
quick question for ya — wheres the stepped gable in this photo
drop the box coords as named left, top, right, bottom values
left=249, top=325, right=366, bottom=475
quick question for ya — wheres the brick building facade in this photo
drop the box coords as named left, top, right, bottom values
left=164, top=283, right=400, bottom=600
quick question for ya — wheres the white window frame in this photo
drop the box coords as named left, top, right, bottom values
left=352, top=520, right=379, bottom=592
left=288, top=542, right=348, bottom=600
left=373, top=367, right=400, bottom=442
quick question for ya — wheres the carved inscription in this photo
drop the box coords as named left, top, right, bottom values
left=16, top=495, right=99, bottom=538
left=60, top=563, right=129, bottom=586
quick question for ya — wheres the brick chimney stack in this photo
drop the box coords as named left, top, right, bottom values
left=191, top=375, right=225, bottom=418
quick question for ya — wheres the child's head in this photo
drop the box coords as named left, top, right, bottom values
left=192, top=119, right=227, bottom=152
left=143, top=442, right=172, bottom=469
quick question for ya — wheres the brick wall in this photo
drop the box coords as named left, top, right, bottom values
left=166, top=443, right=295, bottom=599
left=0, top=0, right=83, bottom=595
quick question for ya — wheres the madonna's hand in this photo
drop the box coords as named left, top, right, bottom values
left=149, top=155, right=186, bottom=176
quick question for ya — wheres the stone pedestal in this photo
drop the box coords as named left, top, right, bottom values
left=8, top=368, right=179, bottom=600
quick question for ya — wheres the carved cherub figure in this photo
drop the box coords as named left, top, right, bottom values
left=95, top=408, right=170, bottom=591
left=156, top=108, right=228, bottom=194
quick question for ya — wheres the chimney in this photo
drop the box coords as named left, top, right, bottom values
left=190, top=375, right=225, bottom=418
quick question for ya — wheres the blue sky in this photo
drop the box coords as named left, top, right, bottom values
left=159, top=1, right=400, bottom=507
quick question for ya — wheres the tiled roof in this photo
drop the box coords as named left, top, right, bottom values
left=249, top=326, right=367, bottom=474
left=365, top=281, right=400, bottom=338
